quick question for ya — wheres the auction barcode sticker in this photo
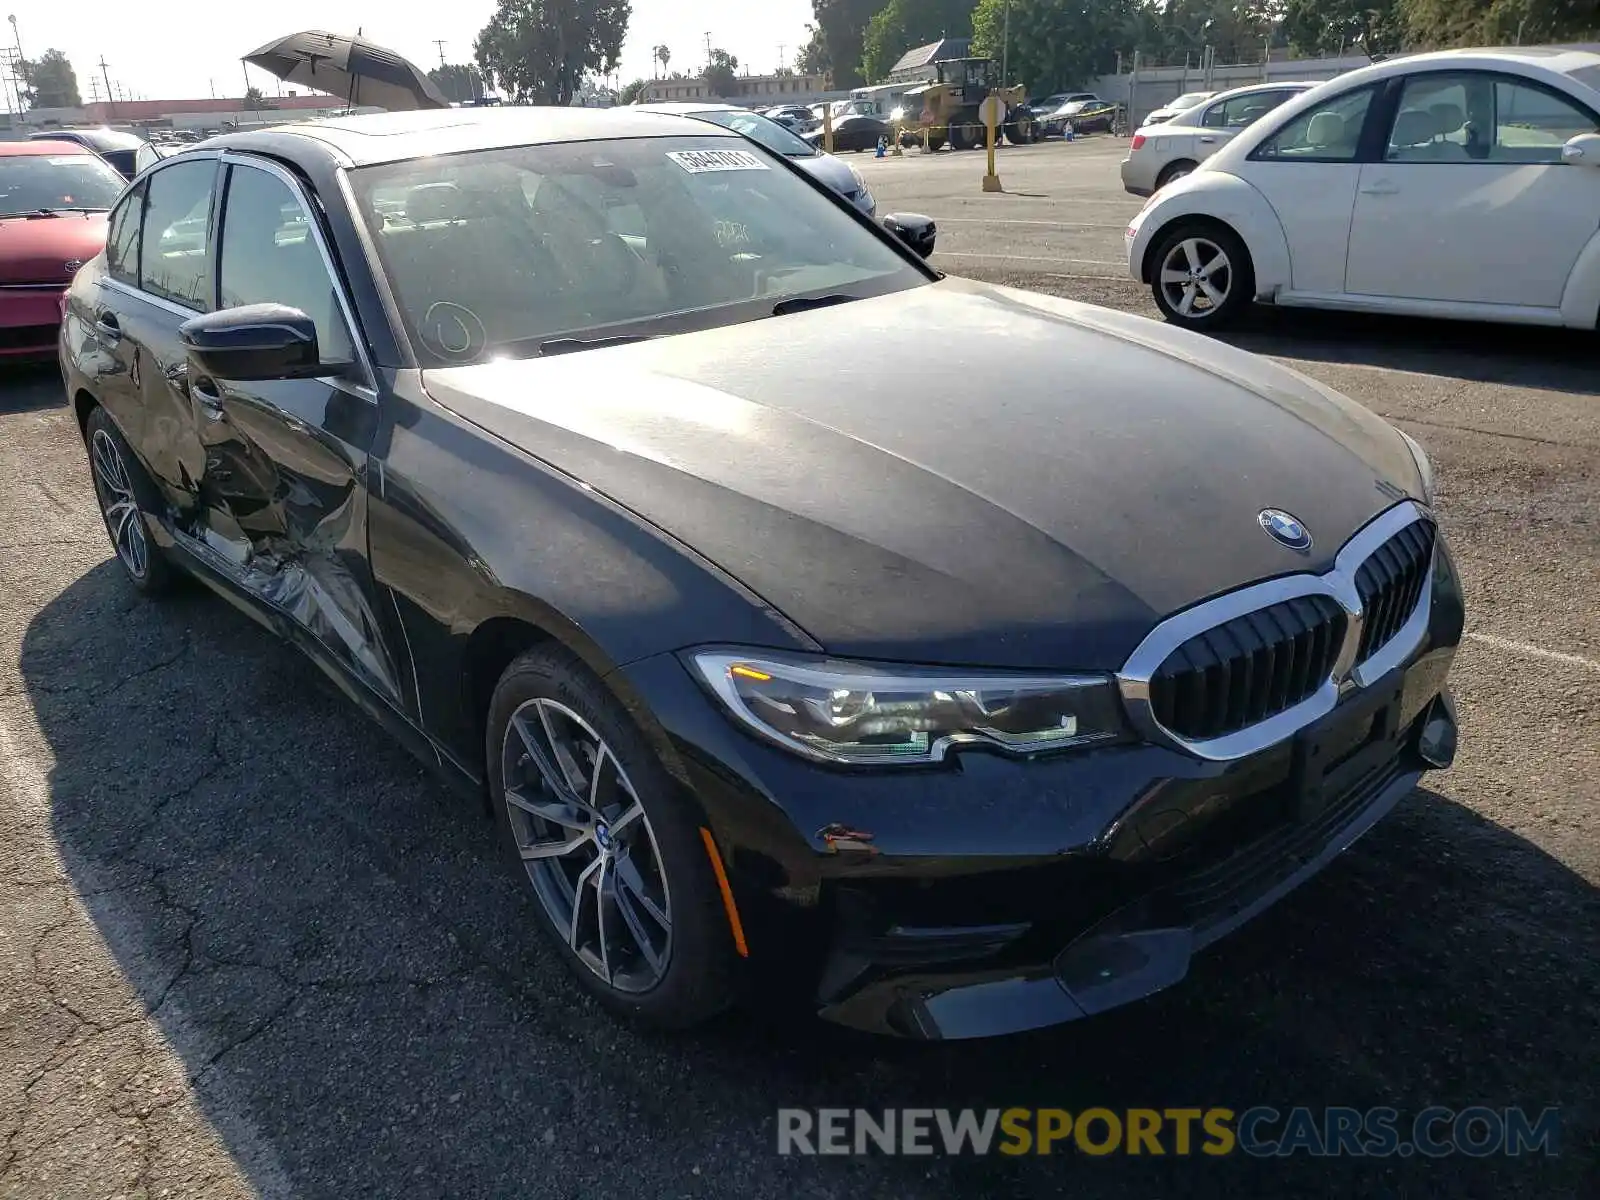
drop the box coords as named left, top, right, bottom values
left=667, top=149, right=770, bottom=174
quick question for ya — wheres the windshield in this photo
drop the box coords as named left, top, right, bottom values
left=350, top=135, right=926, bottom=367
left=688, top=109, right=818, bottom=158
left=0, top=153, right=125, bottom=215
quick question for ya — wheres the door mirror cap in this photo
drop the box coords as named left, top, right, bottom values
left=178, top=303, right=330, bottom=381
left=1561, top=132, right=1600, bottom=165
left=882, top=212, right=937, bottom=258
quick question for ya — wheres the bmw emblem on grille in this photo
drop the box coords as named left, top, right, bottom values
left=1258, top=508, right=1312, bottom=552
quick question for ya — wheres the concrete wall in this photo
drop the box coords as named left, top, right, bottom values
left=1092, top=52, right=1374, bottom=127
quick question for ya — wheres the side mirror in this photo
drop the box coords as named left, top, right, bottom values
left=1562, top=132, right=1600, bottom=165
left=882, top=212, right=937, bottom=258
left=178, top=303, right=330, bottom=381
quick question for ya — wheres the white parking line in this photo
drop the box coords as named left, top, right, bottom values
left=935, top=252, right=1126, bottom=267
left=933, top=218, right=1131, bottom=228
left=1465, top=632, right=1600, bottom=673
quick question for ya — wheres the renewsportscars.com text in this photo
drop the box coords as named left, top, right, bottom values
left=776, top=1106, right=1560, bottom=1158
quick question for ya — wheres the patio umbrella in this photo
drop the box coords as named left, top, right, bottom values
left=243, top=30, right=451, bottom=112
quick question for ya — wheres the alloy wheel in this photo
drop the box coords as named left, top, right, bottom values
left=1158, top=235, right=1232, bottom=319
left=90, top=428, right=149, bottom=579
left=501, top=697, right=673, bottom=993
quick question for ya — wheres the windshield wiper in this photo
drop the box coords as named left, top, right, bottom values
left=770, top=293, right=858, bottom=316
left=1, top=207, right=103, bottom=219
left=537, top=333, right=658, bottom=356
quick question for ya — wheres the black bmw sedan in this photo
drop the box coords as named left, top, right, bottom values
left=60, top=108, right=1462, bottom=1040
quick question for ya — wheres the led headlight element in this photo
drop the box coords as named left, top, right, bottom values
left=689, top=650, right=1128, bottom=765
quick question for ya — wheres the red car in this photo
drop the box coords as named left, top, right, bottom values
left=1, top=140, right=126, bottom=359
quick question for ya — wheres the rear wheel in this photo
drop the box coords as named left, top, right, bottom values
left=1155, top=159, right=1197, bottom=190
left=85, top=407, right=174, bottom=596
left=487, top=644, right=738, bottom=1028
left=924, top=130, right=947, bottom=152
left=1150, top=222, right=1254, bottom=331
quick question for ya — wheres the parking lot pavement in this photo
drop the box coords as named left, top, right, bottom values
left=2, top=139, right=1597, bottom=1198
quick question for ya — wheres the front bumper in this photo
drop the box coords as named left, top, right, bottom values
left=0, top=287, right=67, bottom=358
left=613, top=542, right=1464, bottom=1039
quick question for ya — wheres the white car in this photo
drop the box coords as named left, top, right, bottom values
left=1126, top=46, right=1600, bottom=330
left=1122, top=82, right=1317, bottom=195
left=1140, top=90, right=1217, bottom=128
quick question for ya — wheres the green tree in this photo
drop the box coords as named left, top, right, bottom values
left=653, top=44, right=672, bottom=77
left=473, top=0, right=631, bottom=106
left=860, top=0, right=975, bottom=83
left=243, top=85, right=265, bottom=109
left=1404, top=0, right=1600, bottom=46
left=702, top=47, right=740, bottom=97
left=813, top=0, right=882, bottom=89
left=19, top=49, right=82, bottom=109
left=428, top=62, right=486, bottom=102
left=620, top=77, right=647, bottom=103
left=797, top=24, right=831, bottom=74
left=972, top=0, right=1146, bottom=93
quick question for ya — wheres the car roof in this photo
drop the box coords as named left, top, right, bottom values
left=2, top=138, right=94, bottom=157
left=631, top=101, right=744, bottom=115
left=29, top=127, right=143, bottom=151
left=205, top=106, right=741, bottom=168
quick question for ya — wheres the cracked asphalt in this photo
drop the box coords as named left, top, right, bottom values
left=3, top=138, right=1598, bottom=1199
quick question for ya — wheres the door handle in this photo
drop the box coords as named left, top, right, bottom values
left=192, top=375, right=225, bottom=419
left=94, top=311, right=121, bottom=344
left=1360, top=181, right=1400, bottom=196
left=1199, top=136, right=1217, bottom=144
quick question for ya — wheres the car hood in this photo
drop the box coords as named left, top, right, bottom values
left=0, top=211, right=108, bottom=285
left=422, top=279, right=1423, bottom=670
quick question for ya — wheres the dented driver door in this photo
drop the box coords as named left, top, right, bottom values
left=187, top=156, right=402, bottom=705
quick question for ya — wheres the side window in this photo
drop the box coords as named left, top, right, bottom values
left=218, top=164, right=354, bottom=365
left=1254, top=86, right=1376, bottom=162
left=104, top=180, right=145, bottom=286
left=139, top=161, right=216, bottom=310
left=1387, top=73, right=1477, bottom=162
left=1493, top=78, right=1597, bottom=163
left=1204, top=93, right=1289, bottom=129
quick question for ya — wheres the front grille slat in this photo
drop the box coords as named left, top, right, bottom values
left=1144, top=515, right=1435, bottom=744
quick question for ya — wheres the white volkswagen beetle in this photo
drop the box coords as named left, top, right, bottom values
left=1125, top=46, right=1600, bottom=330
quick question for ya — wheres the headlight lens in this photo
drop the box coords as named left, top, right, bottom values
left=1400, top=430, right=1435, bottom=503
left=688, top=650, right=1128, bottom=765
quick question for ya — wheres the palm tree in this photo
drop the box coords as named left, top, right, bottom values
left=653, top=45, right=671, bottom=79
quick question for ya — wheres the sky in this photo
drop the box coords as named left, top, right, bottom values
left=12, top=1, right=818, bottom=105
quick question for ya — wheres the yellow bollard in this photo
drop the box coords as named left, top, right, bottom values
left=981, top=98, right=1003, bottom=192
left=891, top=116, right=903, bottom=157
left=823, top=105, right=834, bottom=155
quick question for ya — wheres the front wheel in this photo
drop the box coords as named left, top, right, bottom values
left=1149, top=223, right=1255, bottom=330
left=487, top=644, right=739, bottom=1028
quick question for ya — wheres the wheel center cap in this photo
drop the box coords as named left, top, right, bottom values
left=594, top=822, right=613, bottom=852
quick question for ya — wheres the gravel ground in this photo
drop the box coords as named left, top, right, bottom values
left=1, top=136, right=1596, bottom=1199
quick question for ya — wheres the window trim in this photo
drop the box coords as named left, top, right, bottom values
left=1247, top=83, right=1387, bottom=165
left=135, top=152, right=222, bottom=312
left=1377, top=67, right=1600, bottom=166
left=217, top=152, right=376, bottom=395
left=104, top=178, right=147, bottom=288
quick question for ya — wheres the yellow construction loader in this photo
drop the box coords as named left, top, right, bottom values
left=900, top=57, right=1032, bottom=151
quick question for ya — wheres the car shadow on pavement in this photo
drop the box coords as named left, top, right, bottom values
left=1218, top=307, right=1600, bottom=398
left=24, top=563, right=1598, bottom=1199
left=0, top=362, right=68, bottom=414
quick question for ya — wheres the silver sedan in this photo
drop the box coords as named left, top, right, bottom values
left=1121, top=81, right=1316, bottom=196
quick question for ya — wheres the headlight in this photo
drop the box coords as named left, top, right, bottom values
left=1399, top=430, right=1436, bottom=504
left=687, top=650, right=1128, bottom=765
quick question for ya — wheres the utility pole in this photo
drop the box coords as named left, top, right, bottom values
left=705, top=32, right=712, bottom=69
left=433, top=39, right=447, bottom=67
left=1001, top=0, right=1010, bottom=84
left=99, top=56, right=113, bottom=116
left=777, top=43, right=785, bottom=73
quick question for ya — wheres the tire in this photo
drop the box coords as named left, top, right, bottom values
left=1155, top=159, right=1197, bottom=190
left=948, top=122, right=972, bottom=151
left=487, top=643, right=738, bottom=1028
left=925, top=131, right=946, bottom=152
left=1149, top=221, right=1255, bottom=331
left=85, top=406, right=175, bottom=596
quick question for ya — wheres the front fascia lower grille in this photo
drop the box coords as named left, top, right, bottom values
left=1118, top=502, right=1435, bottom=762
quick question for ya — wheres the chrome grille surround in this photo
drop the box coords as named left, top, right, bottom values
left=1118, top=502, right=1436, bottom=762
